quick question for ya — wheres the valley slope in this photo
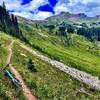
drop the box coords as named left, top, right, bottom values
left=0, top=11, right=100, bottom=100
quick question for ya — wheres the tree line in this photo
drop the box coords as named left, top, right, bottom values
left=0, top=2, right=28, bottom=42
left=44, top=21, right=100, bottom=42
left=77, top=26, right=100, bottom=41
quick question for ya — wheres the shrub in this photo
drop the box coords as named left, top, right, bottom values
left=27, top=58, right=37, bottom=72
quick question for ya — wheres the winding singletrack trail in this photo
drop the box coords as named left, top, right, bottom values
left=19, top=42, right=100, bottom=90
left=7, top=40, right=37, bottom=100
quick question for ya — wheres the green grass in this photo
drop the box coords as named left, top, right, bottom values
left=0, top=32, right=26, bottom=100
left=0, top=32, right=11, bottom=67
left=0, top=21, right=100, bottom=99
left=11, top=42, right=100, bottom=100
left=20, top=23, right=100, bottom=77
left=0, top=16, right=100, bottom=99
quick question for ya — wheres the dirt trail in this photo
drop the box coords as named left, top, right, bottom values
left=7, top=41, right=36, bottom=100
left=19, top=42, right=100, bottom=90
left=10, top=65, right=36, bottom=100
left=7, top=40, right=14, bottom=64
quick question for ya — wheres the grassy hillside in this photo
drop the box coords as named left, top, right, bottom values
left=0, top=14, right=100, bottom=99
left=0, top=33, right=11, bottom=67
left=19, top=22, right=100, bottom=77
left=11, top=41, right=100, bottom=100
left=0, top=32, right=26, bottom=100
left=1, top=30, right=100, bottom=100
left=44, top=12, right=100, bottom=25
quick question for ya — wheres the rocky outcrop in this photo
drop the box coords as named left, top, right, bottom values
left=19, top=42, right=100, bottom=90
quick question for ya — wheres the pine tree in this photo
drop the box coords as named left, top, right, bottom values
left=2, top=2, right=6, bottom=10
left=27, top=59, right=37, bottom=72
left=14, top=16, right=20, bottom=37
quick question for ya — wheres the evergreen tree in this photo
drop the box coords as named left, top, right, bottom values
left=27, top=59, right=37, bottom=72
left=58, top=25, right=66, bottom=36
left=0, top=2, right=26, bottom=41
left=2, top=2, right=6, bottom=9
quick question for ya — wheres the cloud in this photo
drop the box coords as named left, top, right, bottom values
left=28, top=0, right=48, bottom=11
left=54, top=3, right=68, bottom=14
left=0, top=0, right=50, bottom=20
left=68, top=0, right=100, bottom=5
left=86, top=6, right=100, bottom=16
left=13, top=11, right=34, bottom=19
left=0, top=0, right=100, bottom=20
left=33, top=11, right=53, bottom=20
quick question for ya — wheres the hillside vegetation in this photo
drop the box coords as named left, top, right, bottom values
left=0, top=32, right=26, bottom=100
left=1, top=30, right=100, bottom=100
left=0, top=3, right=100, bottom=99
left=19, top=21, right=100, bottom=77
left=11, top=40, right=100, bottom=100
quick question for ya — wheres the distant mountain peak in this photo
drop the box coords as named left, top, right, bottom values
left=96, top=15, right=100, bottom=18
left=76, top=13, right=87, bottom=18
left=59, top=11, right=70, bottom=15
left=58, top=12, right=87, bottom=18
left=44, top=12, right=90, bottom=24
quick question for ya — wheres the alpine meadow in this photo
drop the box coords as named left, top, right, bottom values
left=0, top=1, right=100, bottom=100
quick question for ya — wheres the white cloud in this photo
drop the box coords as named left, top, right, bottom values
left=59, top=0, right=100, bottom=17
left=33, top=11, right=53, bottom=20
left=0, top=0, right=48, bottom=12
left=0, top=0, right=100, bottom=20
left=29, top=0, right=48, bottom=11
left=13, top=11, right=34, bottom=19
left=86, top=7, right=100, bottom=16
left=54, top=4, right=68, bottom=14
left=13, top=11, right=53, bottom=20
left=0, top=0, right=22, bottom=12
left=0, top=0, right=50, bottom=20
left=68, top=0, right=98, bottom=5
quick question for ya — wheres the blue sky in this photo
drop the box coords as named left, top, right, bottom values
left=0, top=0, right=100, bottom=20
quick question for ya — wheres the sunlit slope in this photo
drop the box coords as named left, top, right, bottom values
left=0, top=32, right=26, bottom=100
left=0, top=22, right=100, bottom=99
left=11, top=41, right=100, bottom=100
left=19, top=20, right=100, bottom=77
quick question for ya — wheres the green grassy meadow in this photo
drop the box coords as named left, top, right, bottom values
left=0, top=18, right=100, bottom=99
left=11, top=41, right=100, bottom=100
left=20, top=23, right=100, bottom=77
left=0, top=32, right=26, bottom=100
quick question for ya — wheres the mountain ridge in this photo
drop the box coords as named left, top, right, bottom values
left=0, top=3, right=100, bottom=99
left=16, top=11, right=100, bottom=25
